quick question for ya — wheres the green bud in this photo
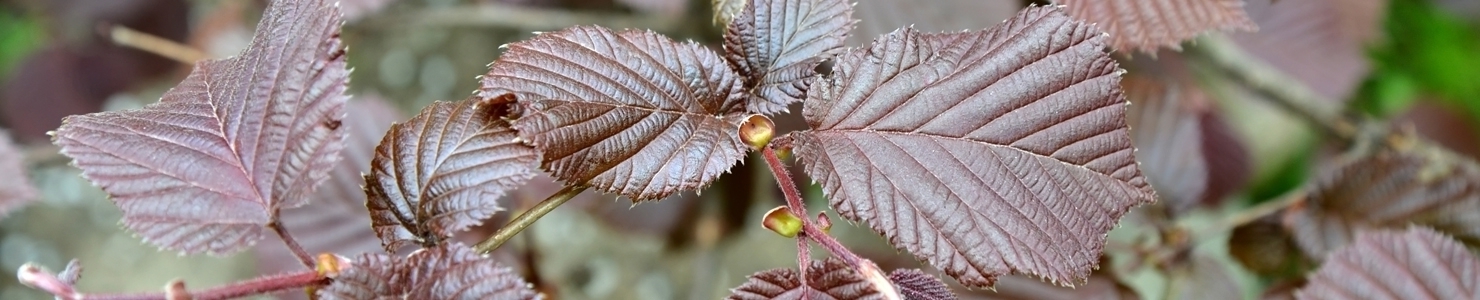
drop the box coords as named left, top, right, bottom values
left=739, top=114, right=775, bottom=150
left=762, top=206, right=803, bottom=238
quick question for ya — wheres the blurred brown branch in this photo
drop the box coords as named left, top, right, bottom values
left=1187, top=35, right=1359, bottom=141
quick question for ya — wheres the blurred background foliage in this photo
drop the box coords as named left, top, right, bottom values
left=0, top=0, right=1477, bottom=299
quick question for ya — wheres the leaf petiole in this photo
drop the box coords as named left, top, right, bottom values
left=474, top=185, right=589, bottom=254
left=761, top=146, right=900, bottom=299
left=269, top=218, right=315, bottom=269
left=18, top=262, right=327, bottom=300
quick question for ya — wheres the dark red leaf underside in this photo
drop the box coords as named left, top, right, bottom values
left=848, top=0, right=1021, bottom=46
left=259, top=96, right=402, bottom=286
left=0, top=130, right=37, bottom=218
left=50, top=0, right=348, bottom=255
left=727, top=259, right=881, bottom=300
left=1284, top=144, right=1480, bottom=260
left=792, top=6, right=1155, bottom=288
left=1232, top=0, right=1385, bottom=101
left=364, top=98, right=539, bottom=251
left=1296, top=227, right=1480, bottom=300
left=1057, top=0, right=1257, bottom=53
left=319, top=243, right=542, bottom=300
left=723, top=0, right=854, bottom=114
left=480, top=26, right=751, bottom=201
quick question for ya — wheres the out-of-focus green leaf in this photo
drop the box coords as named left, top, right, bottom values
left=1364, top=0, right=1480, bottom=119
left=0, top=12, right=43, bottom=75
left=1353, top=71, right=1420, bottom=117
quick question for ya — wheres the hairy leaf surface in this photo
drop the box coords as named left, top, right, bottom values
left=1057, top=0, right=1257, bottom=53
left=1284, top=144, right=1480, bottom=259
left=1296, top=227, right=1480, bottom=300
left=792, top=6, right=1155, bottom=287
left=0, top=130, right=36, bottom=218
left=319, top=243, right=542, bottom=299
left=729, top=259, right=950, bottom=300
left=365, top=98, right=538, bottom=251
left=480, top=26, right=750, bottom=201
left=50, top=0, right=347, bottom=254
left=723, top=0, right=853, bottom=114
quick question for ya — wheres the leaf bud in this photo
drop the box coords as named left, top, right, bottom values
left=739, top=114, right=775, bottom=150
left=762, top=206, right=803, bottom=238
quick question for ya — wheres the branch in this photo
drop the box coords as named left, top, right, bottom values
left=1186, top=35, right=1358, bottom=141
left=107, top=25, right=207, bottom=64
left=474, top=185, right=589, bottom=254
left=761, top=146, right=900, bottom=300
left=18, top=262, right=326, bottom=300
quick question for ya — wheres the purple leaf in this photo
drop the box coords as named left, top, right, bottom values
left=792, top=6, right=1155, bottom=288
left=364, top=98, right=539, bottom=251
left=319, top=243, right=542, bottom=299
left=727, top=259, right=882, bottom=300
left=50, top=0, right=348, bottom=255
left=479, top=26, right=751, bottom=201
left=258, top=96, right=403, bottom=285
left=0, top=130, right=37, bottom=218
left=1284, top=144, right=1480, bottom=260
left=319, top=253, right=401, bottom=299
left=1295, top=227, right=1480, bottom=299
left=1056, top=0, right=1257, bottom=53
left=1124, top=75, right=1248, bottom=215
left=888, top=269, right=955, bottom=300
left=722, top=0, right=854, bottom=114
left=1125, top=76, right=1208, bottom=215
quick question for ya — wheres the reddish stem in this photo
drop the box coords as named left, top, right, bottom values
left=270, top=219, right=315, bottom=269
left=796, top=232, right=811, bottom=299
left=762, top=146, right=809, bottom=218
left=761, top=146, right=899, bottom=299
left=20, top=263, right=327, bottom=300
